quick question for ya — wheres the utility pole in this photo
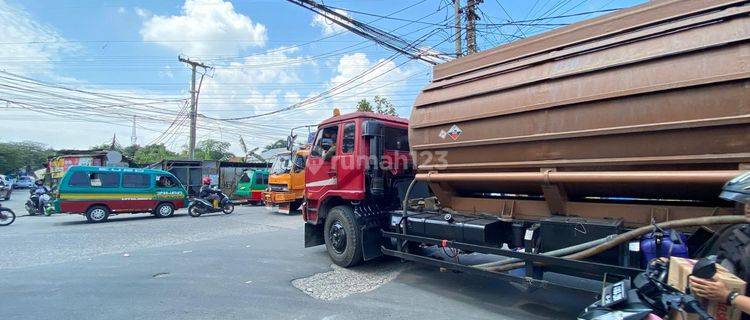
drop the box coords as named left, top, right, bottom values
left=454, top=0, right=463, bottom=58
left=131, top=115, right=137, bottom=146
left=465, top=0, right=481, bottom=54
left=178, top=55, right=211, bottom=159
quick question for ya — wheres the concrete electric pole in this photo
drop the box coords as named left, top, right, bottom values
left=178, top=55, right=211, bottom=159
left=465, top=0, right=481, bottom=54
left=454, top=0, right=463, bottom=58
left=131, top=115, right=137, bottom=146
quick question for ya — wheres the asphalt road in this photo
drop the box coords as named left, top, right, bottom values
left=0, top=192, right=594, bottom=320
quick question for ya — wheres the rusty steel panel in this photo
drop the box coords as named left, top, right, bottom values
left=447, top=196, right=737, bottom=226
left=410, top=1, right=750, bottom=210
left=433, top=0, right=749, bottom=81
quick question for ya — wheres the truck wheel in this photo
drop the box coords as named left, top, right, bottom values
left=154, top=203, right=175, bottom=218
left=324, top=205, right=362, bottom=267
left=85, top=205, right=110, bottom=223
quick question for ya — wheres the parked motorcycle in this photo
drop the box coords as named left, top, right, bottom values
left=188, top=189, right=235, bottom=217
left=578, top=257, right=715, bottom=320
left=0, top=202, right=15, bottom=226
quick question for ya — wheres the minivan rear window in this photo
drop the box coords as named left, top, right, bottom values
left=123, top=173, right=150, bottom=188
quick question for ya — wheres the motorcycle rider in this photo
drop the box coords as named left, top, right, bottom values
left=30, top=180, right=51, bottom=212
left=198, top=177, right=221, bottom=207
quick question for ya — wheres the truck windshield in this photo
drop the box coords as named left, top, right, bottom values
left=293, top=154, right=306, bottom=170
left=270, top=155, right=291, bottom=174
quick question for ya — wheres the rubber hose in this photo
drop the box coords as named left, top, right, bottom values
left=402, top=178, right=417, bottom=218
left=490, top=215, right=750, bottom=272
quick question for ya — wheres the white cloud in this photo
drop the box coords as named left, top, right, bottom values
left=159, top=65, right=174, bottom=79
left=310, top=8, right=350, bottom=36
left=140, top=0, right=267, bottom=56
left=0, top=0, right=76, bottom=76
left=198, top=47, right=315, bottom=120
left=326, top=53, right=412, bottom=113
left=117, top=7, right=126, bottom=14
left=134, top=7, right=150, bottom=18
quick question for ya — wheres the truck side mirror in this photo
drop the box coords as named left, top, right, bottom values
left=286, top=135, right=294, bottom=151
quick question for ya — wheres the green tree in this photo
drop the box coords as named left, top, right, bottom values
left=264, top=139, right=288, bottom=151
left=0, top=141, right=55, bottom=174
left=374, top=96, right=398, bottom=116
left=194, top=139, right=234, bottom=161
left=90, top=135, right=124, bottom=153
left=122, top=144, right=141, bottom=159
left=133, top=144, right=177, bottom=164
left=354, top=96, right=398, bottom=116
left=356, top=98, right=373, bottom=112
left=89, top=143, right=122, bottom=152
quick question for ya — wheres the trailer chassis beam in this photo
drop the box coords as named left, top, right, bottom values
left=381, top=247, right=597, bottom=295
left=381, top=231, right=643, bottom=279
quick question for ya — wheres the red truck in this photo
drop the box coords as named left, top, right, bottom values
left=302, top=111, right=415, bottom=266
left=302, top=0, right=750, bottom=303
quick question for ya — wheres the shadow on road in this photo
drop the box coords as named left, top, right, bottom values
left=53, top=213, right=191, bottom=226
left=394, top=263, right=594, bottom=319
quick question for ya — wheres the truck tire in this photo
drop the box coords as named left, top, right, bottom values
left=154, top=203, right=175, bottom=218
left=85, top=205, right=110, bottom=223
left=324, top=205, right=363, bottom=267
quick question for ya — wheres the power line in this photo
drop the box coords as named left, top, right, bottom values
left=286, top=0, right=452, bottom=64
left=178, top=55, right=212, bottom=159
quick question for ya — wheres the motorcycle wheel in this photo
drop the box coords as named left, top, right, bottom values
left=222, top=203, right=235, bottom=214
left=188, top=204, right=203, bottom=217
left=25, top=203, right=36, bottom=216
left=0, top=208, right=15, bottom=226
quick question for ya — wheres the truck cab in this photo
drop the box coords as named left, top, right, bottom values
left=263, top=148, right=309, bottom=214
left=303, top=111, right=414, bottom=266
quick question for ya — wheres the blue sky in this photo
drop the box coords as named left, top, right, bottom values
left=1, top=0, right=646, bottom=153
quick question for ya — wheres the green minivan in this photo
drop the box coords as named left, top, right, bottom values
left=54, top=166, right=188, bottom=223
left=235, top=169, right=269, bottom=205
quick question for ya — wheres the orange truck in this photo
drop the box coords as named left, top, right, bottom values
left=263, top=147, right=308, bottom=215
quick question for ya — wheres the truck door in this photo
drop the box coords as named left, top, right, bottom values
left=306, top=125, right=340, bottom=199
left=336, top=121, right=363, bottom=193
left=290, top=151, right=307, bottom=196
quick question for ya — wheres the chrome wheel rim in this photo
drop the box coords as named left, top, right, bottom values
left=159, top=205, right=172, bottom=216
left=90, top=208, right=106, bottom=220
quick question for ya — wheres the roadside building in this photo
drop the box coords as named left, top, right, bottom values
left=46, top=150, right=131, bottom=186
